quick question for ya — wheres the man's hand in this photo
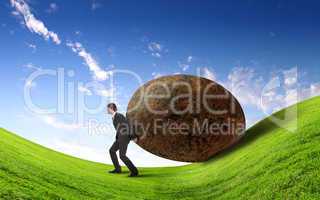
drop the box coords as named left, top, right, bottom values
left=133, top=138, right=139, bottom=143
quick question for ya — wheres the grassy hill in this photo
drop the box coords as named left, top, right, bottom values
left=1, top=97, right=320, bottom=200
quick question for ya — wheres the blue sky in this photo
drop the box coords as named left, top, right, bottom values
left=0, top=0, right=319, bottom=166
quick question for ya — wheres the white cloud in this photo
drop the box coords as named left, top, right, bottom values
left=83, top=81, right=115, bottom=98
left=148, top=42, right=163, bottom=58
left=46, top=3, right=58, bottom=14
left=225, top=67, right=263, bottom=108
left=225, top=67, right=301, bottom=114
left=178, top=62, right=189, bottom=71
left=148, top=42, right=162, bottom=52
left=26, top=43, right=36, bottom=52
left=208, top=66, right=308, bottom=127
left=201, top=67, right=216, bottom=81
left=91, top=1, right=102, bottom=10
left=284, top=88, right=298, bottom=106
left=298, top=82, right=320, bottom=102
left=95, top=88, right=114, bottom=97
left=283, top=67, right=297, bottom=86
left=151, top=72, right=163, bottom=78
left=310, top=82, right=320, bottom=96
left=11, top=10, right=20, bottom=16
left=228, top=66, right=319, bottom=115
left=151, top=52, right=161, bottom=58
left=49, top=139, right=108, bottom=163
left=264, top=82, right=320, bottom=113
left=78, top=85, right=93, bottom=96
left=10, top=0, right=61, bottom=45
left=178, top=56, right=194, bottom=71
left=23, top=63, right=41, bottom=71
left=108, top=64, right=116, bottom=69
left=41, top=115, right=83, bottom=131
left=66, top=41, right=112, bottom=81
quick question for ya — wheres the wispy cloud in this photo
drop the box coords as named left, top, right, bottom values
left=221, top=66, right=319, bottom=115
left=311, top=82, right=320, bottom=95
left=23, top=63, right=42, bottom=71
left=41, top=115, right=84, bottom=131
left=95, top=87, right=114, bottom=97
left=48, top=139, right=108, bottom=163
left=26, top=42, right=36, bottom=52
left=178, top=62, right=189, bottom=71
left=151, top=72, right=163, bottom=78
left=10, top=0, right=61, bottom=44
left=75, top=30, right=81, bottom=35
left=298, top=82, right=320, bottom=101
left=66, top=41, right=112, bottom=81
left=11, top=0, right=115, bottom=99
left=178, top=56, right=194, bottom=71
left=197, top=66, right=319, bottom=127
left=78, top=85, right=93, bottom=96
left=11, top=10, right=20, bottom=16
left=91, top=0, right=102, bottom=11
left=148, top=42, right=162, bottom=52
left=46, top=3, right=58, bottom=14
left=225, top=67, right=263, bottom=109
left=283, top=67, right=297, bottom=86
left=78, top=83, right=114, bottom=98
left=201, top=67, right=216, bottom=81
left=148, top=42, right=163, bottom=58
left=66, top=41, right=115, bottom=98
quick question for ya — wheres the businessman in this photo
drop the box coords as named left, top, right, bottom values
left=107, top=103, right=139, bottom=177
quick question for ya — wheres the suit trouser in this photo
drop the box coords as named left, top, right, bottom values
left=109, top=138, right=138, bottom=173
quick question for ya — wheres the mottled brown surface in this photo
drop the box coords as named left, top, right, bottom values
left=127, top=75, right=246, bottom=162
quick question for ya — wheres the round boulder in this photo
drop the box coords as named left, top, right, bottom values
left=127, top=74, right=245, bottom=162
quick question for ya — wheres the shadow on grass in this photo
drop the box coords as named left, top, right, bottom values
left=131, top=171, right=174, bottom=178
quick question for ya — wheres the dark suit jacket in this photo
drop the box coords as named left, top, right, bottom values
left=112, top=112, right=134, bottom=141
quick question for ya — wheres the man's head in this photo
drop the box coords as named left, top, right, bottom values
left=107, top=103, right=117, bottom=114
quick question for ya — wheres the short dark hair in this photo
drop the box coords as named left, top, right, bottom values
left=107, top=103, right=117, bottom=112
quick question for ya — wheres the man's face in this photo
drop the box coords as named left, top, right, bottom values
left=107, top=107, right=113, bottom=115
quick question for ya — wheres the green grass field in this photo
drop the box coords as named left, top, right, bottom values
left=1, top=97, right=320, bottom=200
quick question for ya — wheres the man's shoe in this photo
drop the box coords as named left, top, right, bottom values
left=108, top=169, right=121, bottom=174
left=128, top=171, right=139, bottom=177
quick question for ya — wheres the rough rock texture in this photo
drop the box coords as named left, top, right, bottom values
left=127, top=75, right=246, bottom=162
